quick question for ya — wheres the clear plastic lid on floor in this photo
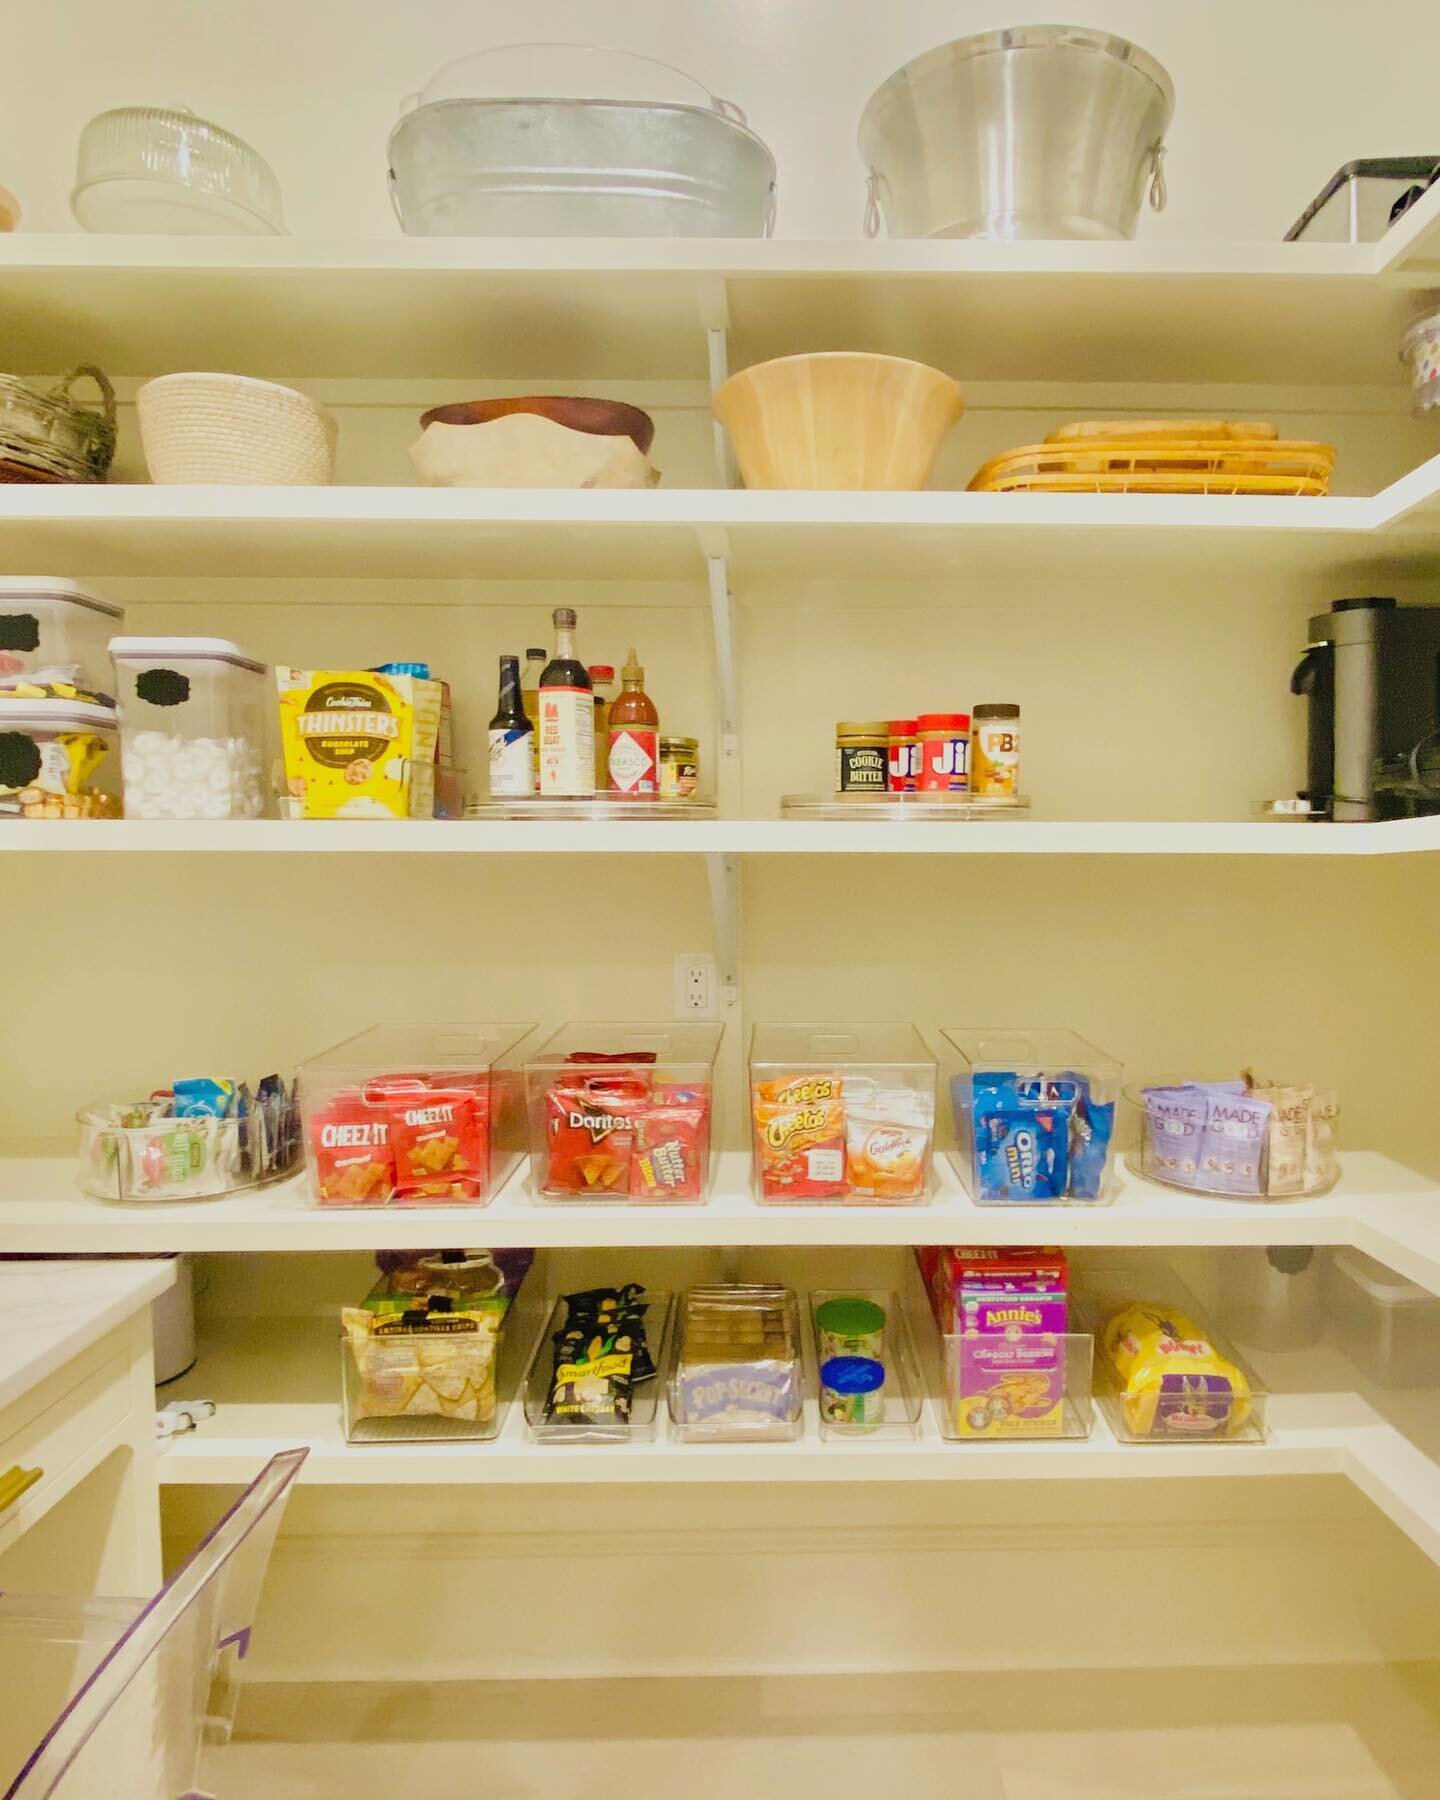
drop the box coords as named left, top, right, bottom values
left=464, top=795, right=716, bottom=821
left=780, top=793, right=1030, bottom=820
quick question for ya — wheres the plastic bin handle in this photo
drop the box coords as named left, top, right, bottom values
left=1148, top=143, right=1168, bottom=213
left=402, top=42, right=746, bottom=122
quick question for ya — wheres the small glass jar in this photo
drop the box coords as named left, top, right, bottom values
left=915, top=712, right=970, bottom=793
left=835, top=720, right=888, bottom=794
left=659, top=734, right=699, bottom=799
left=971, top=703, right=1021, bottom=798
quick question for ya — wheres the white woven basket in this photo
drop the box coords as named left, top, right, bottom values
left=137, top=372, right=337, bottom=484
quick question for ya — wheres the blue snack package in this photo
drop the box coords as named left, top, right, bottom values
left=172, top=1077, right=236, bottom=1119
left=1062, top=1070, right=1115, bottom=1200
left=971, top=1070, right=1075, bottom=1200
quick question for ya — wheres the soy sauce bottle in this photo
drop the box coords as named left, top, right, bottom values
left=538, top=607, right=594, bottom=796
left=488, top=654, right=534, bottom=796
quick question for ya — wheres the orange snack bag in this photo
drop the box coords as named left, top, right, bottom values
left=752, top=1074, right=847, bottom=1200
left=845, top=1110, right=929, bottom=1201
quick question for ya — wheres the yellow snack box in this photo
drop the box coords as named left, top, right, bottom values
left=276, top=668, right=440, bottom=819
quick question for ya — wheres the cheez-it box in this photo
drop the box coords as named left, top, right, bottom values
left=917, top=1245, right=1069, bottom=1336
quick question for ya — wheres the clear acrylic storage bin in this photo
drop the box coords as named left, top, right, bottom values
left=942, top=1027, right=1122, bottom=1205
left=749, top=1023, right=937, bottom=1204
left=0, top=577, right=123, bottom=696
left=525, top=1021, right=722, bottom=1202
left=1080, top=1270, right=1269, bottom=1445
left=78, top=1077, right=299, bottom=1204
left=1323, top=1249, right=1440, bottom=1388
left=110, top=636, right=270, bottom=820
left=934, top=1328, right=1094, bottom=1443
left=668, top=1284, right=804, bottom=1443
left=810, top=1290, right=922, bottom=1441
left=522, top=1289, right=675, bottom=1443
left=298, top=1022, right=534, bottom=1207
left=1125, top=1077, right=1339, bottom=1201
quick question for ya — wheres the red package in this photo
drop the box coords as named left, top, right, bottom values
left=631, top=1084, right=710, bottom=1200
left=310, top=1091, right=395, bottom=1205
left=544, top=1077, right=648, bottom=1195
left=389, top=1083, right=490, bottom=1202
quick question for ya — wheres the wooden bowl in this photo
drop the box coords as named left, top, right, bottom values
left=712, top=352, right=963, bottom=490
left=418, top=395, right=654, bottom=456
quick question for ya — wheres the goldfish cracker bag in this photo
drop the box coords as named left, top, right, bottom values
left=1102, top=1301, right=1252, bottom=1439
left=752, top=1072, right=846, bottom=1199
left=277, top=667, right=441, bottom=819
left=845, top=1090, right=933, bottom=1201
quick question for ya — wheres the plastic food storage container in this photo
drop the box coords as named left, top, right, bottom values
left=942, top=1027, right=1121, bottom=1205
left=298, top=1022, right=535, bottom=1208
left=1126, top=1077, right=1338, bottom=1200
left=0, top=579, right=123, bottom=696
left=749, top=1023, right=937, bottom=1204
left=71, top=106, right=285, bottom=236
left=1402, top=308, right=1440, bottom=416
left=523, top=1288, right=674, bottom=1443
left=0, top=698, right=121, bottom=818
left=1081, top=1270, right=1268, bottom=1445
left=668, top=1284, right=804, bottom=1443
left=78, top=1076, right=299, bottom=1204
left=1323, top=1249, right=1440, bottom=1388
left=524, top=1021, right=721, bottom=1202
left=810, top=1290, right=922, bottom=1441
left=110, top=637, right=269, bottom=820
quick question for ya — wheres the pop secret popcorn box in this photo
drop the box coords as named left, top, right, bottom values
left=918, top=1246, right=1070, bottom=1438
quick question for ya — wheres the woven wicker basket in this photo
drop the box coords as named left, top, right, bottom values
left=0, top=366, right=116, bottom=483
left=136, top=372, right=337, bottom=484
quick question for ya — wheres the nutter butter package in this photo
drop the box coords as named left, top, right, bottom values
left=276, top=667, right=441, bottom=818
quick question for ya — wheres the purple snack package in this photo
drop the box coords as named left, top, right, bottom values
left=1197, top=1085, right=1270, bottom=1196
left=1141, top=1086, right=1207, bottom=1189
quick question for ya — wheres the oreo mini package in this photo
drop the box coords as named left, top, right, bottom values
left=971, top=1073, right=1075, bottom=1201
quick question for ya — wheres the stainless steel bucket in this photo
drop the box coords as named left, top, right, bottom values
left=859, top=25, right=1173, bottom=241
left=388, top=45, right=776, bottom=237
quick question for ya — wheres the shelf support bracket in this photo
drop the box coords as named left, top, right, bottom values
left=698, top=277, right=737, bottom=490
left=704, top=851, right=741, bottom=1011
left=701, top=548, right=739, bottom=766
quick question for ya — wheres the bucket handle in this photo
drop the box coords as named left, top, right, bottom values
left=52, top=366, right=116, bottom=430
left=1148, top=143, right=1168, bottom=213
left=401, top=42, right=746, bottom=123
left=863, top=169, right=883, bottom=239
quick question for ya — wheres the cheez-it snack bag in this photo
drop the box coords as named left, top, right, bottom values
left=276, top=668, right=441, bottom=820
left=311, top=1094, right=395, bottom=1205
left=388, top=1083, right=490, bottom=1203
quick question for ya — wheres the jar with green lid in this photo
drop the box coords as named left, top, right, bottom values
left=835, top=721, right=888, bottom=794
left=816, top=1295, right=886, bottom=1362
left=816, top=1295, right=887, bottom=1430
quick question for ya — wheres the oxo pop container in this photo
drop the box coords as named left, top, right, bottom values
left=749, top=1023, right=937, bottom=1204
left=1323, top=1249, right=1440, bottom=1388
left=942, top=1027, right=1122, bottom=1205
left=298, top=1022, right=535, bottom=1208
left=0, top=697, right=120, bottom=818
left=0, top=578, right=123, bottom=697
left=110, top=637, right=269, bottom=820
left=525, top=1021, right=722, bottom=1202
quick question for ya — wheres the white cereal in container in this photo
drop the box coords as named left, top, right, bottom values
left=109, top=636, right=270, bottom=820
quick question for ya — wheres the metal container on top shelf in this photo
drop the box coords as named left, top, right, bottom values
left=859, top=24, right=1173, bottom=241
left=388, top=43, right=777, bottom=237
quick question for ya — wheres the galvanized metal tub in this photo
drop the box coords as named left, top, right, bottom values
left=859, top=25, right=1173, bottom=241
left=389, top=96, right=776, bottom=237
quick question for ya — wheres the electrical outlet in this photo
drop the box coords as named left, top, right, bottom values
left=674, top=952, right=717, bottom=1020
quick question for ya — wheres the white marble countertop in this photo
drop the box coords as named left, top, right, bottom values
left=0, top=1258, right=174, bottom=1414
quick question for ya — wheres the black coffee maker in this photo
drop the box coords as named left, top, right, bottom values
left=1292, top=598, right=1440, bottom=821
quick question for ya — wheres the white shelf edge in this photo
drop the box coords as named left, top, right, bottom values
left=2, top=818, right=1436, bottom=856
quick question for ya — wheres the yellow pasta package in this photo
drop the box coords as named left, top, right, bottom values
left=1101, top=1302, right=1252, bottom=1440
left=276, top=667, right=440, bottom=819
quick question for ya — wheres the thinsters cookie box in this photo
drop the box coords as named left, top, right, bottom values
left=299, top=1022, right=535, bottom=1207
left=276, top=667, right=442, bottom=819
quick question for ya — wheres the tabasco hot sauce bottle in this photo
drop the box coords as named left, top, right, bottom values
left=607, top=647, right=660, bottom=797
left=539, top=607, right=594, bottom=795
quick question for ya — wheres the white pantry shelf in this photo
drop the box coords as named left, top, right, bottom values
left=4, top=817, right=1440, bottom=856
left=0, top=234, right=1423, bottom=385
left=1, top=475, right=1440, bottom=583
left=6, top=1150, right=1440, bottom=1276
left=156, top=1315, right=1440, bottom=1586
